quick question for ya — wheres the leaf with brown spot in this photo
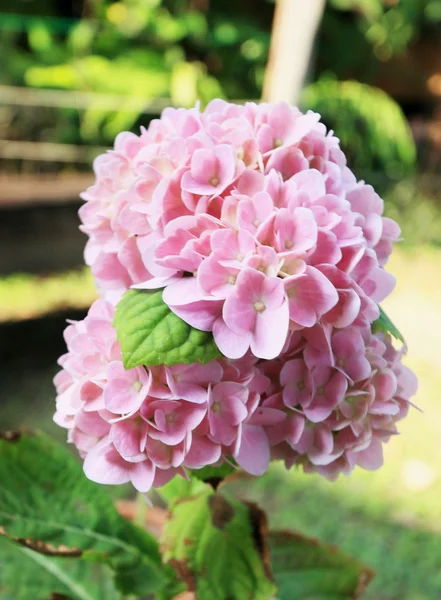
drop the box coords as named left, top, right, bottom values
left=268, top=529, right=375, bottom=599
left=0, top=526, right=82, bottom=557
left=245, top=502, right=273, bottom=582
left=208, top=494, right=234, bottom=530
left=0, top=430, right=165, bottom=599
left=161, top=490, right=276, bottom=600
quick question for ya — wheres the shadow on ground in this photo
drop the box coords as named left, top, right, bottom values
left=0, top=310, right=86, bottom=437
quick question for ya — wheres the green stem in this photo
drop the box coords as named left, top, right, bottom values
left=134, top=492, right=148, bottom=528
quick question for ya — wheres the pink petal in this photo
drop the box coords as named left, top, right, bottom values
left=83, top=439, right=131, bottom=485
left=130, top=459, right=156, bottom=492
left=235, top=425, right=270, bottom=476
left=184, top=436, right=222, bottom=469
left=104, top=379, right=145, bottom=415
left=251, top=300, right=290, bottom=360
left=169, top=300, right=220, bottom=331
left=212, top=317, right=251, bottom=359
left=355, top=437, right=384, bottom=471
left=110, top=421, right=145, bottom=460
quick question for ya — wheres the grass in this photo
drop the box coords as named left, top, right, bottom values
left=0, top=268, right=97, bottom=322
left=2, top=244, right=441, bottom=599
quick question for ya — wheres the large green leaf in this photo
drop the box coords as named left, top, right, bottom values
left=161, top=491, right=276, bottom=600
left=113, top=289, right=222, bottom=369
left=0, top=431, right=164, bottom=599
left=372, top=305, right=405, bottom=344
left=0, top=535, right=118, bottom=600
left=269, top=530, right=374, bottom=600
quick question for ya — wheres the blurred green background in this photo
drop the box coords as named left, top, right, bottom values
left=1, top=1, right=441, bottom=599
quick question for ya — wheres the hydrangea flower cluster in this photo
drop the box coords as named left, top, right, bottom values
left=55, top=100, right=417, bottom=491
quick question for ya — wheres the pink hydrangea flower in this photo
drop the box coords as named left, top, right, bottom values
left=78, top=100, right=400, bottom=356
left=54, top=100, right=418, bottom=493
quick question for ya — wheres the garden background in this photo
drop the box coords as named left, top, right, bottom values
left=1, top=1, right=441, bottom=598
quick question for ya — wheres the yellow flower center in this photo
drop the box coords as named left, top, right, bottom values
left=132, top=380, right=142, bottom=392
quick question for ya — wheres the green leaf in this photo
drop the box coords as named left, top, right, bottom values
left=0, top=431, right=165, bottom=599
left=161, top=491, right=276, bottom=600
left=113, top=289, right=222, bottom=369
left=0, top=536, right=118, bottom=600
left=191, top=462, right=236, bottom=483
left=269, top=530, right=374, bottom=600
left=155, top=564, right=188, bottom=600
left=159, top=475, right=208, bottom=508
left=372, top=306, right=405, bottom=344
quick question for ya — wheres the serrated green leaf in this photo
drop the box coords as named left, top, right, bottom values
left=113, top=289, right=222, bottom=369
left=159, top=475, right=208, bottom=508
left=0, top=431, right=164, bottom=599
left=161, top=491, right=276, bottom=600
left=269, top=530, right=374, bottom=600
left=372, top=306, right=405, bottom=344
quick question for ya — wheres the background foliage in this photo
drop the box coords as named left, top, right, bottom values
left=3, top=0, right=441, bottom=240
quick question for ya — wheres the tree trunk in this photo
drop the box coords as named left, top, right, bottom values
left=262, top=0, right=326, bottom=105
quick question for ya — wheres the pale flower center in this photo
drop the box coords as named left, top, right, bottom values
left=285, top=240, right=294, bottom=250
left=297, top=381, right=305, bottom=391
left=209, top=175, right=220, bottom=187
left=337, top=358, right=345, bottom=367
left=165, top=412, right=176, bottom=425
left=253, top=300, right=266, bottom=313
left=227, top=275, right=237, bottom=285
left=316, top=386, right=325, bottom=396
left=274, top=138, right=283, bottom=148
left=132, top=380, right=143, bottom=392
left=211, top=401, right=221, bottom=413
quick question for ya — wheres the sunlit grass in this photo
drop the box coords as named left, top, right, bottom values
left=0, top=268, right=97, bottom=322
